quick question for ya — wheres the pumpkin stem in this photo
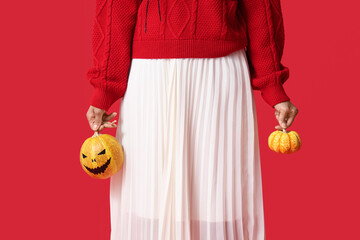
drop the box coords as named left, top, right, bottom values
left=93, top=130, right=99, bottom=137
left=282, top=129, right=287, bottom=133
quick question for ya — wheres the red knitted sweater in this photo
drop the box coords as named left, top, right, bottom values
left=86, top=0, right=291, bottom=111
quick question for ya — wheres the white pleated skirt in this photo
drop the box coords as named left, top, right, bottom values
left=111, top=48, right=265, bottom=240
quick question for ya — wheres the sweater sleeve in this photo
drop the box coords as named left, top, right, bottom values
left=238, top=0, right=291, bottom=108
left=86, top=0, right=140, bottom=111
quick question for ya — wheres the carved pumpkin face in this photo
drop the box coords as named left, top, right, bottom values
left=80, top=132, right=123, bottom=179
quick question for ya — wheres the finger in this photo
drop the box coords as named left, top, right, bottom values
left=283, top=106, right=298, bottom=128
left=274, top=110, right=281, bottom=122
left=286, top=113, right=296, bottom=128
left=109, top=119, right=117, bottom=126
left=88, top=114, right=96, bottom=130
left=275, top=124, right=284, bottom=128
left=278, top=109, right=289, bottom=129
left=102, top=121, right=117, bottom=128
left=98, top=124, right=105, bottom=132
left=103, top=112, right=117, bottom=122
left=92, top=111, right=104, bottom=131
left=275, top=125, right=289, bottom=131
left=97, top=123, right=116, bottom=132
left=293, top=107, right=299, bottom=117
left=98, top=120, right=117, bottom=131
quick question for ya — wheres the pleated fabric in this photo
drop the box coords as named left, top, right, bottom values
left=111, top=48, right=265, bottom=240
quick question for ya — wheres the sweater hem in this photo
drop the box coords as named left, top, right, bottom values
left=131, top=38, right=248, bottom=59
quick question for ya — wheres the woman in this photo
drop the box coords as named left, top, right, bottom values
left=85, top=0, right=299, bottom=239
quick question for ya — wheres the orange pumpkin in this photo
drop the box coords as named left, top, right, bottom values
left=80, top=131, right=123, bottom=179
left=268, top=129, right=302, bottom=154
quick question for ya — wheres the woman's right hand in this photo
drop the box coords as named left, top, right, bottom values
left=273, top=101, right=299, bottom=130
left=86, top=105, right=118, bottom=132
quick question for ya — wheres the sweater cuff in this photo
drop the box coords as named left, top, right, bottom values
left=261, top=82, right=291, bottom=108
left=90, top=87, right=119, bottom=112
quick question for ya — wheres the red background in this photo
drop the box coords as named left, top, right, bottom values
left=1, top=0, right=359, bottom=239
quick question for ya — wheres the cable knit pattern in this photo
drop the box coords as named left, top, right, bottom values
left=87, top=0, right=290, bottom=111
left=87, top=0, right=140, bottom=111
left=167, top=0, right=191, bottom=38
left=238, top=0, right=290, bottom=107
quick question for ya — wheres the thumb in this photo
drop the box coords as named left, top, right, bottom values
left=92, top=110, right=103, bottom=131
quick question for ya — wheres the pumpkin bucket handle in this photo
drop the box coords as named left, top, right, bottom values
left=92, top=130, right=100, bottom=138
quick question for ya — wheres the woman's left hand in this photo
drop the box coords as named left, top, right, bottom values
left=86, top=105, right=118, bottom=132
left=273, top=100, right=299, bottom=130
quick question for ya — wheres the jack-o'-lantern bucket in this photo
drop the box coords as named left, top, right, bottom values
left=80, top=131, right=123, bottom=179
